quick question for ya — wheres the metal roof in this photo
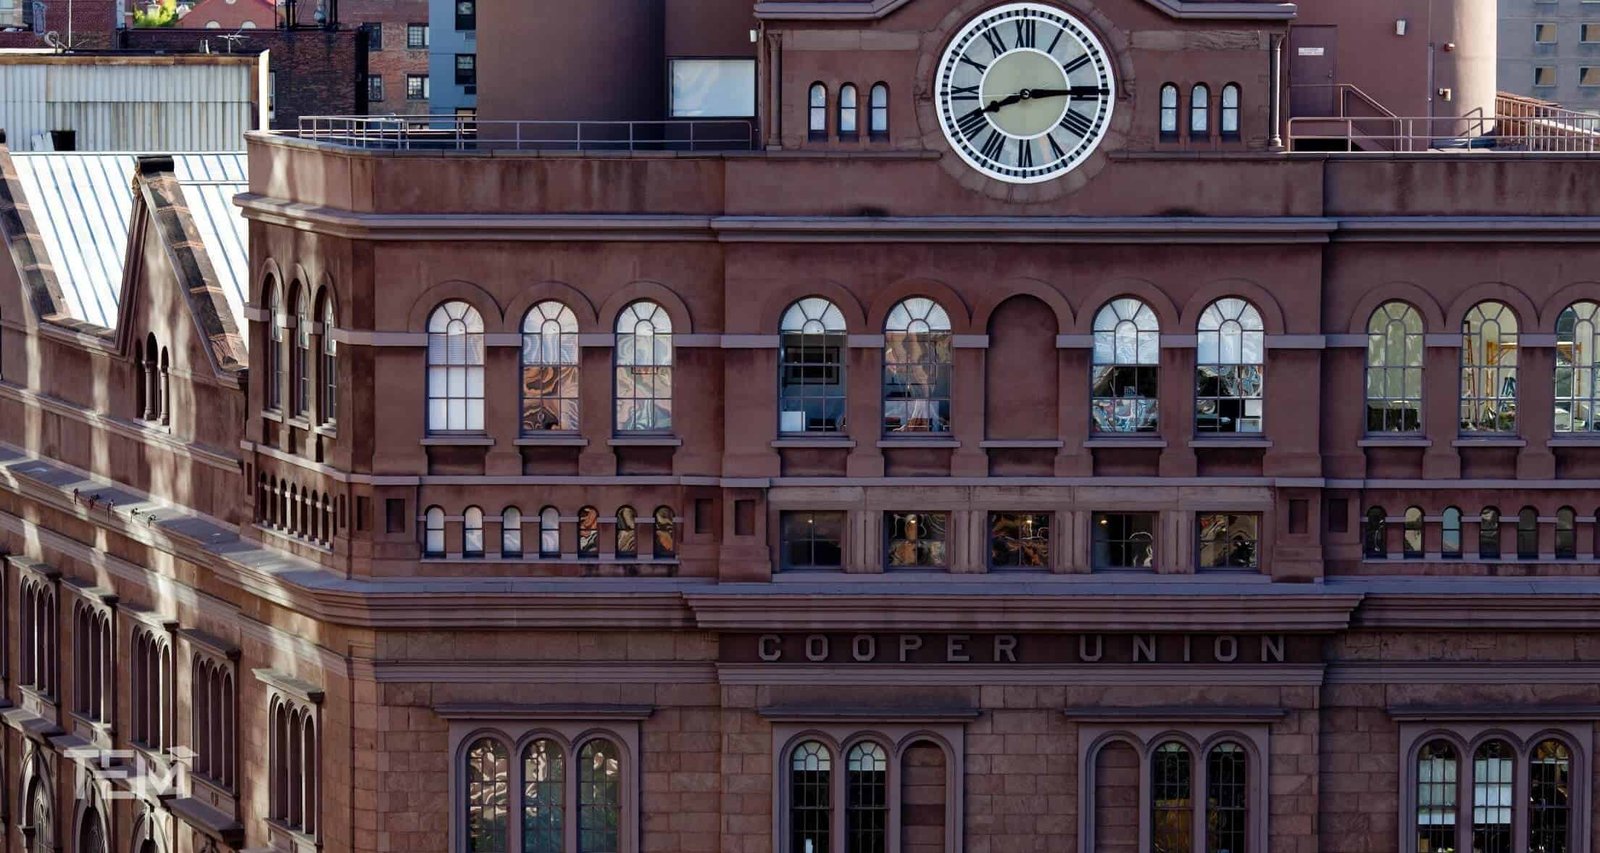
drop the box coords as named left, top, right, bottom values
left=10, top=152, right=249, bottom=337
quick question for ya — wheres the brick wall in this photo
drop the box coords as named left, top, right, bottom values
left=342, top=0, right=429, bottom=115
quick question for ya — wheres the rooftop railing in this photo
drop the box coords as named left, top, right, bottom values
left=289, top=115, right=759, bottom=152
left=1287, top=94, right=1600, bottom=153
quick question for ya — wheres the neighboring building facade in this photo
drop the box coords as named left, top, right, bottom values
left=1500, top=0, right=1600, bottom=112
left=0, top=0, right=122, bottom=48
left=427, top=0, right=473, bottom=115
left=4, top=3, right=1600, bottom=853
left=176, top=0, right=275, bottom=31
left=345, top=0, right=431, bottom=115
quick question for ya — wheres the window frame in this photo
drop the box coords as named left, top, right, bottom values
left=1194, top=297, right=1265, bottom=435
left=1460, top=301, right=1520, bottom=435
left=884, top=511, right=950, bottom=570
left=455, top=0, right=475, bottom=30
left=427, top=301, right=487, bottom=434
left=988, top=511, right=1051, bottom=570
left=1190, top=83, right=1210, bottom=136
left=838, top=83, right=859, bottom=140
left=1092, top=511, right=1158, bottom=571
left=406, top=74, right=430, bottom=101
left=1220, top=83, right=1241, bottom=138
left=1366, top=302, right=1425, bottom=435
left=366, top=73, right=384, bottom=103
left=614, top=301, right=675, bottom=434
left=1091, top=298, right=1160, bottom=434
left=1555, top=301, right=1600, bottom=434
left=808, top=82, right=828, bottom=141
left=406, top=22, right=429, bottom=48
left=1159, top=83, right=1179, bottom=140
left=868, top=82, right=889, bottom=139
left=185, top=634, right=241, bottom=796
left=456, top=53, right=478, bottom=87
left=779, top=510, right=847, bottom=572
left=882, top=297, right=953, bottom=435
left=1196, top=512, right=1260, bottom=571
left=520, top=301, right=581, bottom=434
left=779, top=297, right=848, bottom=436
left=263, top=678, right=323, bottom=845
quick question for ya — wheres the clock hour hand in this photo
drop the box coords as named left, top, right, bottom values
left=1021, top=86, right=1109, bottom=100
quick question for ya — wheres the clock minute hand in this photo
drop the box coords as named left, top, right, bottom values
left=1024, top=86, right=1109, bottom=99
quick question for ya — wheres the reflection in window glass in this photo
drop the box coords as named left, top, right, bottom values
left=782, top=511, right=845, bottom=570
left=463, top=506, right=484, bottom=558
left=425, top=506, right=446, bottom=557
left=869, top=83, right=889, bottom=136
left=539, top=507, right=560, bottom=558
left=1518, top=507, right=1539, bottom=560
left=1416, top=740, right=1458, bottom=853
left=615, top=506, right=637, bottom=559
left=790, top=741, right=832, bottom=853
left=846, top=742, right=888, bottom=853
left=1159, top=84, right=1179, bottom=136
left=809, top=83, right=828, bottom=137
left=839, top=84, right=859, bottom=136
left=1530, top=739, right=1571, bottom=853
left=1442, top=507, right=1462, bottom=559
left=522, top=739, right=564, bottom=853
left=1197, top=513, right=1258, bottom=570
left=1404, top=506, right=1424, bottom=559
left=465, top=738, right=509, bottom=853
left=577, top=740, right=621, bottom=853
left=780, top=298, right=847, bottom=434
left=1151, top=742, right=1192, bottom=853
left=990, top=512, right=1050, bottom=569
left=1472, top=741, right=1513, bottom=853
left=578, top=506, right=599, bottom=559
left=1196, top=298, right=1265, bottom=434
left=1556, top=302, right=1600, bottom=433
left=1092, top=298, right=1160, bottom=433
left=1190, top=83, right=1210, bottom=135
left=669, top=59, right=756, bottom=117
left=521, top=302, right=580, bottom=432
left=615, top=302, right=674, bottom=433
left=1220, top=84, right=1241, bottom=135
left=1364, top=506, right=1387, bottom=559
left=427, top=301, right=487, bottom=432
left=1461, top=302, right=1519, bottom=434
left=883, top=298, right=952, bottom=434
left=1366, top=302, right=1424, bottom=433
left=1207, top=743, right=1248, bottom=853
left=1093, top=512, right=1156, bottom=569
left=1557, top=507, right=1576, bottom=559
left=501, top=507, right=521, bottom=558
left=886, top=512, right=948, bottom=568
left=1480, top=507, right=1501, bottom=559
left=654, top=507, right=677, bottom=558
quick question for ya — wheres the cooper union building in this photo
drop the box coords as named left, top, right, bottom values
left=0, top=0, right=1598, bottom=851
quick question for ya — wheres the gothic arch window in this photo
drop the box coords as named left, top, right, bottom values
left=144, top=332, right=159, bottom=421
left=1366, top=302, right=1424, bottom=433
left=78, top=807, right=106, bottom=853
left=26, top=777, right=51, bottom=853
left=869, top=83, right=889, bottom=138
left=1403, top=506, right=1424, bottom=559
left=1461, top=301, right=1519, bottom=434
left=501, top=507, right=522, bottom=558
left=1159, top=83, right=1179, bottom=139
left=539, top=507, right=561, bottom=558
left=158, top=347, right=171, bottom=425
left=1220, top=83, right=1241, bottom=138
left=653, top=506, right=677, bottom=559
left=614, top=301, right=674, bottom=433
left=616, top=506, right=637, bottom=559
left=134, top=337, right=148, bottom=418
left=521, top=301, right=580, bottom=433
left=780, top=297, right=847, bottom=435
left=1092, top=298, right=1160, bottom=433
left=267, top=281, right=284, bottom=411
left=839, top=83, right=859, bottom=139
left=809, top=83, right=828, bottom=140
left=458, top=729, right=636, bottom=853
left=883, top=297, right=952, bottom=434
left=1195, top=297, right=1264, bottom=434
left=427, top=301, right=487, bottom=433
left=1190, top=83, right=1210, bottom=136
left=464, top=506, right=485, bottom=558
left=424, top=506, right=446, bottom=557
left=1556, top=301, right=1599, bottom=433
left=1479, top=506, right=1502, bottom=559
left=269, top=697, right=320, bottom=838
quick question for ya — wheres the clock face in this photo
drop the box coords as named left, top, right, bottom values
left=935, top=3, right=1116, bottom=184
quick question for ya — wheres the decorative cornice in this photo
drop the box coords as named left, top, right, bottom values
left=1064, top=705, right=1289, bottom=722
left=718, top=663, right=1328, bottom=686
left=1387, top=705, right=1600, bottom=721
left=433, top=703, right=655, bottom=721
left=372, top=661, right=715, bottom=683
left=1353, top=594, right=1600, bottom=629
left=759, top=704, right=981, bottom=722
left=752, top=0, right=1297, bottom=21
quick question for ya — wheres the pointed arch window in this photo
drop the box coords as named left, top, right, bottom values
left=521, top=301, right=580, bottom=433
left=883, top=298, right=952, bottom=434
left=1190, top=83, right=1210, bottom=136
left=1403, top=506, right=1424, bottom=559
left=1556, top=301, right=1599, bottom=433
left=1092, top=298, right=1160, bottom=433
left=838, top=83, right=859, bottom=139
left=1442, top=507, right=1462, bottom=559
left=615, top=301, right=673, bottom=433
left=869, top=83, right=889, bottom=138
left=1159, top=83, right=1179, bottom=138
left=427, top=301, right=486, bottom=433
left=1366, top=302, right=1424, bottom=433
left=809, top=83, right=828, bottom=140
left=501, top=507, right=522, bottom=558
left=1461, top=301, right=1519, bottom=434
left=539, top=507, right=561, bottom=558
left=1479, top=507, right=1501, bottom=559
left=1220, top=83, right=1241, bottom=137
left=1196, top=297, right=1264, bottom=434
left=780, top=298, right=847, bottom=435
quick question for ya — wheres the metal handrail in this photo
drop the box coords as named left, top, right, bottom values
left=288, top=115, right=758, bottom=152
left=1287, top=112, right=1600, bottom=153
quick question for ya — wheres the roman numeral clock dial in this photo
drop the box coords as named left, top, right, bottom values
left=936, top=2, right=1115, bottom=184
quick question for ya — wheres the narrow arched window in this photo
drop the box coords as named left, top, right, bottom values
left=1461, top=301, right=1519, bottom=434
left=501, top=507, right=522, bottom=557
left=134, top=338, right=147, bottom=419
left=653, top=506, right=677, bottom=558
left=577, top=739, right=621, bottom=853
left=1159, top=83, right=1179, bottom=138
left=615, top=301, right=673, bottom=433
left=809, top=83, right=828, bottom=140
left=427, top=301, right=486, bottom=433
left=539, top=507, right=561, bottom=558
left=267, top=282, right=284, bottom=411
left=839, top=83, right=859, bottom=139
left=1092, top=298, right=1160, bottom=434
left=1151, top=742, right=1193, bottom=852
left=1190, top=83, right=1210, bottom=136
left=790, top=741, right=832, bottom=853
left=1530, top=739, right=1571, bottom=852
left=1403, top=506, right=1424, bottom=559
left=462, top=507, right=484, bottom=558
left=159, top=348, right=171, bottom=425
left=578, top=506, right=599, bottom=559
left=293, top=288, right=311, bottom=416
left=780, top=298, right=847, bottom=435
left=464, top=738, right=509, bottom=853
left=320, top=297, right=337, bottom=424
left=521, top=301, right=580, bottom=433
left=1220, top=83, right=1241, bottom=137
left=616, top=506, right=637, bottom=559
left=522, top=739, right=564, bottom=853
left=1366, top=302, right=1424, bottom=433
left=1196, top=298, right=1264, bottom=434
left=1556, top=507, right=1576, bottom=559
left=1473, top=740, right=1513, bottom=852
left=1416, top=740, right=1458, bottom=853
left=1555, top=301, right=1599, bottom=433
left=846, top=742, right=888, bottom=853
left=1479, top=506, right=1502, bottom=558
left=424, top=506, right=445, bottom=557
left=869, top=83, right=889, bottom=138
left=1517, top=507, right=1539, bottom=559
left=1364, top=506, right=1387, bottom=558
left=883, top=298, right=952, bottom=434
left=1442, top=507, right=1462, bottom=559
left=1207, top=743, right=1248, bottom=853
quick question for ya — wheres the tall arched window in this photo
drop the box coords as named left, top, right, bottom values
left=1556, top=301, right=1599, bottom=433
left=883, top=298, right=952, bottom=434
left=1473, top=740, right=1514, bottom=851
left=780, top=298, right=847, bottom=435
left=522, top=739, right=564, bottom=853
left=427, top=301, right=486, bottom=433
left=521, top=301, right=580, bottom=433
left=1556, top=507, right=1576, bottom=559
left=653, top=506, right=677, bottom=558
left=1151, top=742, right=1193, bottom=852
left=1530, top=739, right=1571, bottom=852
left=616, top=506, right=637, bottom=559
left=1461, top=301, right=1519, bottom=434
left=1190, top=83, right=1210, bottom=136
left=615, top=301, right=673, bottom=433
left=501, top=507, right=522, bottom=558
left=267, top=282, right=284, bottom=411
left=463, top=507, right=485, bottom=558
left=846, top=742, right=888, bottom=853
left=1159, top=83, right=1179, bottom=138
left=577, top=739, right=621, bottom=853
left=539, top=507, right=561, bottom=558
left=839, top=83, right=859, bottom=139
left=320, top=297, right=337, bottom=424
left=1196, top=297, right=1264, bottom=434
left=790, top=741, right=832, bottom=853
left=134, top=337, right=147, bottom=419
left=578, top=507, right=599, bottom=559
left=1364, top=506, right=1387, bottom=558
left=1220, top=83, right=1241, bottom=137
left=1479, top=507, right=1501, bottom=558
left=1092, top=298, right=1160, bottom=434
left=1366, top=302, right=1424, bottom=433
left=293, top=288, right=311, bottom=416
left=1517, top=507, right=1539, bottom=559
left=1207, top=743, right=1248, bottom=853
left=464, top=738, right=509, bottom=853
left=1403, top=506, right=1424, bottom=559
left=1416, top=740, right=1458, bottom=853
left=1442, top=507, right=1462, bottom=559
left=159, top=348, right=171, bottom=426
left=809, top=83, right=828, bottom=140
left=424, top=506, right=446, bottom=557
left=869, top=83, right=889, bottom=138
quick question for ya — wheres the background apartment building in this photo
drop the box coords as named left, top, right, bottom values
left=1501, top=0, right=1600, bottom=111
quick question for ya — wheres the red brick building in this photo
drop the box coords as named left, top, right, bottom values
left=3, top=1, right=1600, bottom=853
left=343, top=0, right=431, bottom=115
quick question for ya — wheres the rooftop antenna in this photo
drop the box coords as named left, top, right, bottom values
left=217, top=26, right=249, bottom=52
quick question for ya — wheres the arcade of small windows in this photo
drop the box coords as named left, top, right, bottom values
left=459, top=725, right=636, bottom=853
left=1363, top=504, right=1587, bottom=561
left=20, top=574, right=57, bottom=699
left=421, top=505, right=678, bottom=562
left=268, top=692, right=321, bottom=840
left=779, top=729, right=958, bottom=853
left=1158, top=82, right=1242, bottom=141
left=1083, top=727, right=1266, bottom=853
left=260, top=278, right=338, bottom=429
left=130, top=625, right=173, bottom=751
left=256, top=474, right=341, bottom=549
left=132, top=332, right=170, bottom=426
left=191, top=651, right=238, bottom=791
left=70, top=599, right=113, bottom=725
left=807, top=81, right=890, bottom=142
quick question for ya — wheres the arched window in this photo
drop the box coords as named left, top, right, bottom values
left=780, top=298, right=847, bottom=435
left=1092, top=298, right=1160, bottom=434
left=883, top=298, right=952, bottom=434
left=320, top=297, right=337, bottom=424
left=1220, top=83, right=1241, bottom=137
left=1517, top=507, right=1539, bottom=559
left=424, top=506, right=446, bottom=557
left=846, top=742, right=888, bottom=853
left=616, top=506, right=637, bottom=559
left=463, top=507, right=485, bottom=558
left=1207, top=743, right=1248, bottom=853
left=1473, top=740, right=1513, bottom=851
left=1190, top=83, right=1210, bottom=135
left=809, top=83, right=828, bottom=139
left=1529, top=739, right=1571, bottom=852
left=1556, top=507, right=1576, bottom=559
left=1442, top=507, right=1462, bottom=559
left=1195, top=298, right=1264, bottom=434
left=293, top=288, right=311, bottom=416
left=427, top=301, right=486, bottom=433
left=1364, top=506, right=1387, bottom=558
left=1555, top=301, right=1599, bottom=433
left=1416, top=740, right=1458, bottom=853
left=1403, top=506, right=1424, bottom=559
left=578, top=506, right=599, bottom=559
left=1480, top=507, right=1501, bottom=558
left=159, top=348, right=171, bottom=425
left=869, top=83, right=889, bottom=138
left=790, top=741, right=832, bottom=853
left=1151, top=742, right=1193, bottom=852
left=522, top=739, right=564, bottom=853
left=615, top=301, right=674, bottom=433
left=653, top=506, right=677, bottom=559
left=1159, top=83, right=1179, bottom=138
left=134, top=337, right=147, bottom=419
left=267, top=282, right=284, bottom=411
left=1461, top=301, right=1519, bottom=434
left=539, top=507, right=561, bottom=558
left=501, top=507, right=522, bottom=558
left=577, top=739, right=621, bottom=853
left=839, top=83, right=859, bottom=139
left=464, top=738, right=509, bottom=853
left=521, top=301, right=580, bottom=433
left=1366, top=302, right=1424, bottom=433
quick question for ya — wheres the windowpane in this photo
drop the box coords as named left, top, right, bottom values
left=1152, top=742, right=1192, bottom=853
left=578, top=507, right=599, bottom=559
left=321, top=300, right=337, bottom=423
left=1404, top=507, right=1424, bottom=559
left=1366, top=302, right=1424, bottom=433
left=669, top=58, right=756, bottom=117
left=615, top=302, right=673, bottom=432
left=501, top=508, right=522, bottom=558
left=1556, top=507, right=1576, bottom=559
left=846, top=742, right=888, bottom=853
left=1196, top=298, right=1265, bottom=434
left=1197, top=513, right=1258, bottom=570
left=886, top=511, right=948, bottom=568
left=464, top=507, right=484, bottom=558
left=1416, top=740, right=1458, bottom=853
left=1480, top=507, right=1501, bottom=558
left=1461, top=302, right=1519, bottom=434
left=1518, top=507, right=1539, bottom=559
left=1220, top=84, right=1241, bottom=135
left=425, top=507, right=445, bottom=557
left=1206, top=743, right=1247, bottom=853
left=781, top=299, right=847, bottom=434
left=1442, top=507, right=1462, bottom=558
left=522, top=302, right=580, bottom=432
left=1364, top=507, right=1387, bottom=559
left=1093, top=512, right=1156, bottom=570
left=1160, top=83, right=1179, bottom=135
left=616, top=506, right=637, bottom=559
left=1190, top=84, right=1210, bottom=135
left=1472, top=741, right=1513, bottom=853
left=427, top=301, right=486, bottom=433
left=578, top=740, right=621, bottom=853
left=869, top=83, right=889, bottom=135
left=465, top=738, right=509, bottom=853
left=990, top=512, right=1050, bottom=569
left=1530, top=739, right=1571, bottom=853
left=790, top=741, right=832, bottom=853
left=1556, top=302, right=1599, bottom=433
left=781, top=511, right=845, bottom=570
left=1092, top=298, right=1160, bottom=433
left=809, top=83, right=827, bottom=136
left=522, top=739, right=564, bottom=853
left=883, top=298, right=952, bottom=434
left=839, top=84, right=859, bottom=135
left=540, top=507, right=561, bottom=558
left=653, top=507, right=677, bottom=558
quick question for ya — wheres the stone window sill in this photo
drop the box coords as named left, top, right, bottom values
left=1358, top=436, right=1433, bottom=448
left=978, top=440, right=1065, bottom=449
left=773, top=437, right=856, bottom=448
left=877, top=438, right=960, bottom=448
left=421, top=434, right=495, bottom=447
left=607, top=436, right=683, bottom=447
left=515, top=434, right=589, bottom=447
left=1451, top=437, right=1528, bottom=448
left=1084, top=438, right=1167, bottom=449
left=260, top=409, right=283, bottom=423
left=1188, top=437, right=1272, bottom=449
left=1548, top=436, right=1600, bottom=447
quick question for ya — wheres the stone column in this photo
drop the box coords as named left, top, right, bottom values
left=846, top=337, right=885, bottom=477
left=950, top=341, right=988, bottom=476
left=577, top=339, right=617, bottom=476
left=1516, top=342, right=1557, bottom=479
left=1422, top=338, right=1463, bottom=479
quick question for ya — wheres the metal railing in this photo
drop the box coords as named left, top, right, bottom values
left=1287, top=90, right=1600, bottom=153
left=291, top=115, right=758, bottom=152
